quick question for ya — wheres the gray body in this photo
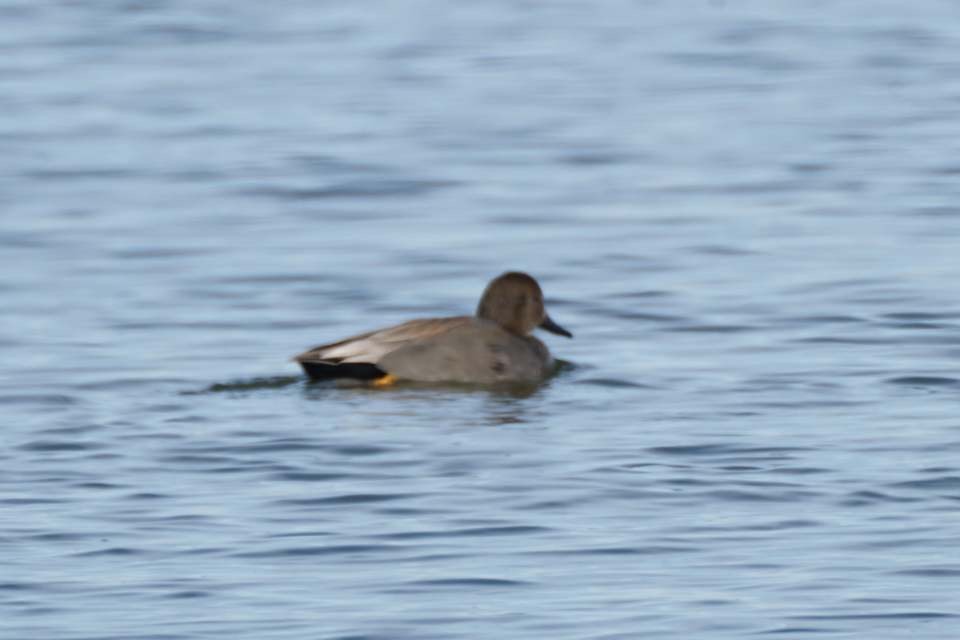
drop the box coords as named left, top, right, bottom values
left=377, top=318, right=554, bottom=384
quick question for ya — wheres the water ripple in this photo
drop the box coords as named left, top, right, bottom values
left=375, top=526, right=548, bottom=540
left=277, top=494, right=416, bottom=507
left=234, top=544, right=397, bottom=559
left=886, top=376, right=960, bottom=387
left=7, top=2, right=960, bottom=639
left=401, top=578, right=529, bottom=588
left=241, top=179, right=459, bottom=200
left=891, top=476, right=960, bottom=491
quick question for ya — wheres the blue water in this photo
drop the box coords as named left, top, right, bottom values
left=4, top=1, right=960, bottom=638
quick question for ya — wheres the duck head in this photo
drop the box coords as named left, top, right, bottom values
left=475, top=271, right=573, bottom=338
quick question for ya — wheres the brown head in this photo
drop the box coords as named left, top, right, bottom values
left=475, top=272, right=573, bottom=338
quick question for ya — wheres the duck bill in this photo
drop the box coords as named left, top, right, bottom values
left=540, top=314, right=573, bottom=338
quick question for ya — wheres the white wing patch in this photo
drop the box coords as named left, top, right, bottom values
left=296, top=317, right=471, bottom=365
left=318, top=338, right=395, bottom=364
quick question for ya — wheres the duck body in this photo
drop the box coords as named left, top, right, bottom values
left=296, top=316, right=554, bottom=384
left=293, top=272, right=571, bottom=386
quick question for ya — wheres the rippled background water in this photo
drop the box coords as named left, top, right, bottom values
left=4, top=1, right=960, bottom=638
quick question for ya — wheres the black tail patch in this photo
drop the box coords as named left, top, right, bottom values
left=299, top=361, right=386, bottom=381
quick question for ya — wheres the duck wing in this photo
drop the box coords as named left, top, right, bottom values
left=293, top=317, right=471, bottom=366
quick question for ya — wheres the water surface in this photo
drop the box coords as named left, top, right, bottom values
left=3, top=1, right=960, bottom=638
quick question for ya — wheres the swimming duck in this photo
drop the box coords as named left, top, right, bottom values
left=293, top=271, right=572, bottom=385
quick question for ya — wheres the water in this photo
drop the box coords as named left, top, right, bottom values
left=4, top=1, right=960, bottom=638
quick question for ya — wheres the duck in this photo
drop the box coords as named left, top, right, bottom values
left=293, top=271, right=572, bottom=386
